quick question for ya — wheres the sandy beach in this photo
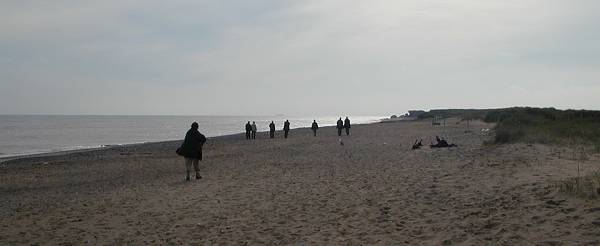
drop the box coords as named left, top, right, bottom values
left=1, top=119, right=600, bottom=245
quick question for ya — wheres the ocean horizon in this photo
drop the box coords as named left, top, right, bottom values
left=0, top=115, right=384, bottom=159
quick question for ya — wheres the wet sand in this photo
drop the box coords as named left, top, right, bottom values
left=1, top=119, right=600, bottom=245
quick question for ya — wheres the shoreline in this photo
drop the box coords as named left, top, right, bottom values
left=0, top=115, right=385, bottom=162
left=0, top=122, right=381, bottom=164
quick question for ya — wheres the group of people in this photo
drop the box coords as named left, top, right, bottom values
left=245, top=117, right=351, bottom=139
left=177, top=117, right=352, bottom=181
left=411, top=136, right=458, bottom=149
left=336, top=117, right=351, bottom=136
left=245, top=121, right=258, bottom=139
left=246, top=120, right=293, bottom=139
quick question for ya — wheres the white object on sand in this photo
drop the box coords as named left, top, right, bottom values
left=339, top=138, right=344, bottom=146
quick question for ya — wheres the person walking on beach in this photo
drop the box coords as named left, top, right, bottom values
left=269, top=121, right=276, bottom=138
left=344, top=117, right=351, bottom=136
left=251, top=121, right=257, bottom=139
left=177, top=122, right=206, bottom=181
left=311, top=120, right=319, bottom=137
left=336, top=118, right=344, bottom=136
left=283, top=120, right=290, bottom=138
left=245, top=121, right=252, bottom=140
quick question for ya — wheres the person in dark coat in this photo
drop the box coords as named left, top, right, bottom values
left=269, top=121, right=276, bottom=138
left=430, top=136, right=457, bottom=148
left=336, top=118, right=344, bottom=136
left=283, top=120, right=290, bottom=138
left=344, top=117, right=351, bottom=135
left=311, top=120, right=319, bottom=137
left=179, top=122, right=207, bottom=181
left=245, top=121, right=252, bottom=140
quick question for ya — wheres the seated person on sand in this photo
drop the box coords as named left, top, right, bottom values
left=430, top=136, right=457, bottom=148
left=412, top=139, right=423, bottom=149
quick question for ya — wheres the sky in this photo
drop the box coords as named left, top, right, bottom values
left=1, top=0, right=599, bottom=116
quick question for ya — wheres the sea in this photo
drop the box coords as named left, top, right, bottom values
left=0, top=115, right=384, bottom=159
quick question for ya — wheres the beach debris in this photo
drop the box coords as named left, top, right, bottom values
left=412, top=139, right=423, bottom=150
left=339, top=138, right=344, bottom=146
left=430, top=136, right=457, bottom=148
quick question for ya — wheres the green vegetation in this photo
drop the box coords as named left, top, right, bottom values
left=419, top=107, right=600, bottom=199
left=417, top=109, right=493, bottom=121
left=419, top=107, right=600, bottom=146
left=556, top=172, right=600, bottom=199
left=483, top=107, right=600, bottom=145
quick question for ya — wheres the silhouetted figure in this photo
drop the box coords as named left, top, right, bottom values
left=344, top=117, right=351, bottom=135
left=440, top=138, right=449, bottom=146
left=177, top=122, right=207, bottom=181
left=311, top=120, right=319, bottom=137
left=245, top=121, right=252, bottom=140
left=269, top=121, right=276, bottom=138
left=412, top=139, right=423, bottom=150
left=283, top=120, right=290, bottom=138
left=251, top=121, right=257, bottom=139
left=430, top=136, right=457, bottom=148
left=336, top=118, right=344, bottom=136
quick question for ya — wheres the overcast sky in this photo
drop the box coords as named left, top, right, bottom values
left=1, top=0, right=599, bottom=116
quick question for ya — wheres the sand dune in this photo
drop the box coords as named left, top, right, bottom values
left=1, top=119, right=600, bottom=244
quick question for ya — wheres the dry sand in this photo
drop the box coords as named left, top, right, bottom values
left=1, top=119, right=600, bottom=245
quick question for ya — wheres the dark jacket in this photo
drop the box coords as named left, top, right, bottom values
left=283, top=121, right=290, bottom=131
left=344, top=118, right=351, bottom=128
left=336, top=119, right=344, bottom=129
left=311, top=122, right=319, bottom=130
left=269, top=122, right=276, bottom=132
left=180, top=128, right=206, bottom=159
left=245, top=122, right=252, bottom=131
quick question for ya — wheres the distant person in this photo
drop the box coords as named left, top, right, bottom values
left=336, top=118, right=344, bottom=136
left=283, top=120, right=290, bottom=138
left=435, top=136, right=449, bottom=146
left=412, top=139, right=423, bottom=150
left=430, top=136, right=457, bottom=148
left=176, top=122, right=207, bottom=181
left=251, top=121, right=257, bottom=139
left=245, top=121, right=252, bottom=140
left=269, top=121, right=276, bottom=138
left=344, top=117, right=351, bottom=135
left=311, top=120, right=319, bottom=137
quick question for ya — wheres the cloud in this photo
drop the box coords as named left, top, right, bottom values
left=1, top=0, right=599, bottom=115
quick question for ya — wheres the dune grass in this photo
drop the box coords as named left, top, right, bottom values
left=484, top=108, right=600, bottom=198
left=417, top=107, right=600, bottom=148
left=483, top=108, right=600, bottom=147
left=419, top=107, right=600, bottom=198
left=556, top=172, right=600, bottom=199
